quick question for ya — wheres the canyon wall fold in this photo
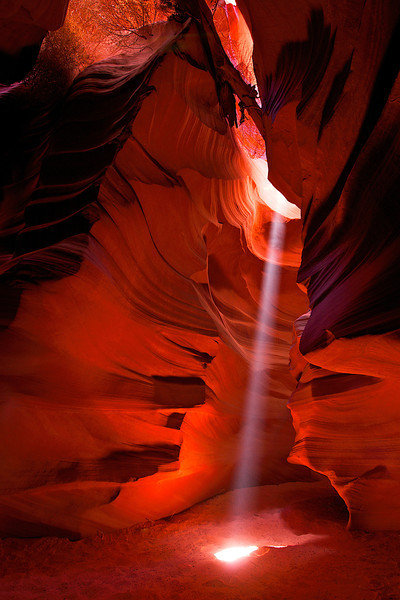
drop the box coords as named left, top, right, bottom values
left=2, top=0, right=399, bottom=534
left=239, top=0, right=400, bottom=528
left=0, top=11, right=309, bottom=537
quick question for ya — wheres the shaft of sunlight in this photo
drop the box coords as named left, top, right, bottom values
left=232, top=212, right=285, bottom=516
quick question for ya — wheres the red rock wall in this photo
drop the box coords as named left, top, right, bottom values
left=0, top=0, right=70, bottom=83
left=239, top=0, right=400, bottom=529
left=0, top=13, right=310, bottom=537
left=2, top=0, right=399, bottom=535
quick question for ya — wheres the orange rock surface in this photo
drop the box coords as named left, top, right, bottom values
left=1, top=0, right=399, bottom=535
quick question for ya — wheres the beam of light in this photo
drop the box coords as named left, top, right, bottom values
left=213, top=209, right=288, bottom=562
left=232, top=210, right=286, bottom=516
left=214, top=212, right=286, bottom=563
left=214, top=545, right=258, bottom=562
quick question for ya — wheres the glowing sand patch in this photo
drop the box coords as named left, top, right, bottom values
left=214, top=546, right=258, bottom=562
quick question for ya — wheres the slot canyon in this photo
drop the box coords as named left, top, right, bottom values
left=0, top=0, right=399, bottom=598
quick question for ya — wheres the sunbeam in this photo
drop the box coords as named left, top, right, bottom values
left=232, top=211, right=286, bottom=512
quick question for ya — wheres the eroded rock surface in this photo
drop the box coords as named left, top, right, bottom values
left=0, top=9, right=309, bottom=537
left=1, top=0, right=399, bottom=535
left=240, top=0, right=400, bottom=528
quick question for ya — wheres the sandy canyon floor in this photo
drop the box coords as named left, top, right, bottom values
left=1, top=481, right=400, bottom=599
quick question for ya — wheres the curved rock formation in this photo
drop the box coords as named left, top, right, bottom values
left=0, top=8, right=310, bottom=537
left=239, top=0, right=400, bottom=528
left=1, top=0, right=399, bottom=535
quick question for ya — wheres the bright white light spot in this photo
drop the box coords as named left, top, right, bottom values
left=225, top=0, right=237, bottom=5
left=251, top=158, right=301, bottom=219
left=214, top=545, right=258, bottom=562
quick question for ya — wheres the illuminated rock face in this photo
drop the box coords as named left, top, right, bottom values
left=289, top=316, right=400, bottom=530
left=1, top=0, right=399, bottom=535
left=239, top=0, right=400, bottom=528
left=0, top=13, right=310, bottom=537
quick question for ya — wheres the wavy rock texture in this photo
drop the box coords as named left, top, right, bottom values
left=3, top=0, right=399, bottom=535
left=290, top=315, right=400, bottom=530
left=239, top=0, right=400, bottom=528
left=0, top=13, right=310, bottom=537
